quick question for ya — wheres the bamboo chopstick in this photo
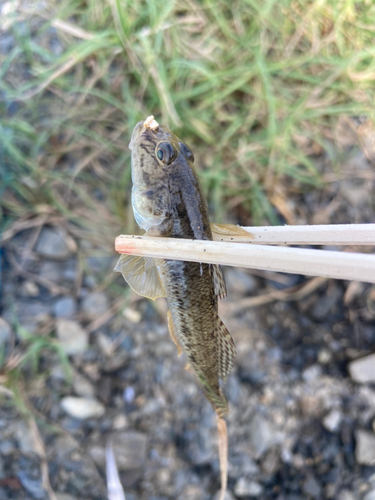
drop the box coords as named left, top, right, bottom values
left=212, top=223, right=375, bottom=245
left=115, top=234, right=375, bottom=284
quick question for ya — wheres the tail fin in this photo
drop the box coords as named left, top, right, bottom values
left=197, top=373, right=229, bottom=417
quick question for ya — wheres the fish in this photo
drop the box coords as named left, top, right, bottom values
left=115, top=115, right=240, bottom=498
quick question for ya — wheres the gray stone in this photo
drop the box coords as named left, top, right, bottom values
left=355, top=430, right=375, bottom=465
left=15, top=421, right=36, bottom=455
left=54, top=297, right=77, bottom=318
left=0, top=317, right=11, bottom=345
left=349, top=354, right=375, bottom=384
left=302, top=475, right=321, bottom=497
left=20, top=280, right=39, bottom=297
left=249, top=413, right=283, bottom=458
left=89, top=431, right=147, bottom=470
left=364, top=490, right=375, bottom=500
left=9, top=301, right=51, bottom=333
left=72, top=372, right=95, bottom=398
left=302, top=364, right=322, bottom=382
left=323, top=410, right=342, bottom=433
left=0, top=440, right=14, bottom=455
left=56, top=494, right=78, bottom=500
left=82, top=291, right=109, bottom=320
left=234, top=478, right=264, bottom=497
left=39, top=261, right=65, bottom=283
left=61, top=397, right=105, bottom=419
left=56, top=319, right=88, bottom=355
left=18, top=471, right=45, bottom=499
left=213, top=491, right=235, bottom=500
left=261, top=449, right=280, bottom=475
left=337, top=490, right=355, bottom=500
left=35, top=227, right=71, bottom=259
left=54, top=434, right=80, bottom=461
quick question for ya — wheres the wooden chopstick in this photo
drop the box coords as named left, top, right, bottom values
left=212, top=223, right=375, bottom=245
left=115, top=233, right=375, bottom=284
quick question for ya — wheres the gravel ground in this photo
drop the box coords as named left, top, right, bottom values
left=1, top=148, right=375, bottom=500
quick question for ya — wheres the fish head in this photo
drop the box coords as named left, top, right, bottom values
left=129, top=116, right=195, bottom=235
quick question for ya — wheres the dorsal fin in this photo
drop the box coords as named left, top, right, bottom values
left=210, top=264, right=227, bottom=300
left=215, top=316, right=236, bottom=382
left=114, top=255, right=165, bottom=300
left=211, top=222, right=254, bottom=242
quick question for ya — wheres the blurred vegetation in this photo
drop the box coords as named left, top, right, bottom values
left=1, top=0, right=374, bottom=238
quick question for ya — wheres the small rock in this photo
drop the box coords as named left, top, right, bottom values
left=302, top=364, right=322, bottom=382
left=56, top=494, right=78, bottom=500
left=18, top=470, right=45, bottom=500
left=56, top=319, right=88, bottom=355
left=112, top=414, right=128, bottom=430
left=180, top=485, right=208, bottom=499
left=20, top=280, right=39, bottom=297
left=61, top=397, right=105, bottom=419
left=302, top=475, right=321, bottom=497
left=3, top=301, right=51, bottom=333
left=54, top=434, right=80, bottom=461
left=234, top=478, right=264, bottom=497
left=364, top=490, right=375, bottom=500
left=123, top=307, right=142, bottom=323
left=261, top=449, right=280, bottom=475
left=337, top=491, right=355, bottom=500
left=124, top=386, right=135, bottom=403
left=300, top=395, right=322, bottom=417
left=50, top=364, right=67, bottom=381
left=15, top=421, right=35, bottom=455
left=89, top=431, right=147, bottom=470
left=318, top=348, right=332, bottom=364
left=0, top=317, right=11, bottom=345
left=249, top=414, right=283, bottom=458
left=35, top=227, right=72, bottom=259
left=72, top=372, right=95, bottom=398
left=39, top=261, right=62, bottom=282
left=355, top=430, right=375, bottom=465
left=0, top=440, right=14, bottom=456
left=82, top=292, right=109, bottom=320
left=213, top=490, right=235, bottom=500
left=349, top=354, right=375, bottom=384
left=323, top=410, right=342, bottom=433
left=54, top=297, right=77, bottom=318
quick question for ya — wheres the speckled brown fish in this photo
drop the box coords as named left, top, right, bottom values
left=115, top=116, right=236, bottom=418
left=115, top=116, right=238, bottom=498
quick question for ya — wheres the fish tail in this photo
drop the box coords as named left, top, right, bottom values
left=197, top=373, right=228, bottom=417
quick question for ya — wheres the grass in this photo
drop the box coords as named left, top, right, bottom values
left=1, top=0, right=374, bottom=240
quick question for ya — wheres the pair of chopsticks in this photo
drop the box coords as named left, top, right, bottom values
left=115, top=224, right=375, bottom=284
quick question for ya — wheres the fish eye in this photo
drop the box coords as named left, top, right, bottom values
left=179, top=142, right=194, bottom=163
left=156, top=142, right=176, bottom=165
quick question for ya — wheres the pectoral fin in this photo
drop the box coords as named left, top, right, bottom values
left=211, top=222, right=254, bottom=242
left=216, top=316, right=236, bottom=382
left=210, top=264, right=227, bottom=300
left=114, top=255, right=165, bottom=300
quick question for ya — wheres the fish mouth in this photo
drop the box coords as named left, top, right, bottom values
left=129, top=116, right=159, bottom=150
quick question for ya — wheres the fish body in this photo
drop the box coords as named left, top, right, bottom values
left=116, top=116, right=236, bottom=417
